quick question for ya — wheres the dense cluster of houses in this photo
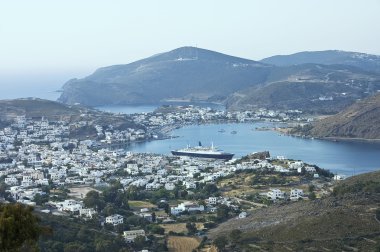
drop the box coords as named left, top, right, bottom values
left=0, top=108, right=322, bottom=243
left=130, top=106, right=312, bottom=135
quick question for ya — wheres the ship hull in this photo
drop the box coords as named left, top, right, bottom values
left=171, top=151, right=234, bottom=160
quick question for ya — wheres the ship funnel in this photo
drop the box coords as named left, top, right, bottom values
left=198, top=141, right=202, bottom=146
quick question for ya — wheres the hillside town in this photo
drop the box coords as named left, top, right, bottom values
left=0, top=106, right=333, bottom=250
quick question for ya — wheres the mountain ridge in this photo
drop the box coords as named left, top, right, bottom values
left=58, top=47, right=380, bottom=111
left=260, top=50, right=380, bottom=73
left=59, top=47, right=271, bottom=106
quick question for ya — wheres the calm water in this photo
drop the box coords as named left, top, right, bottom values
left=127, top=123, right=380, bottom=176
left=1, top=83, right=379, bottom=176
left=96, top=102, right=224, bottom=114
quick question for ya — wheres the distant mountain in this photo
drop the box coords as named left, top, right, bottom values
left=261, top=50, right=380, bottom=73
left=58, top=47, right=380, bottom=112
left=226, top=63, right=380, bottom=113
left=296, top=92, right=380, bottom=139
left=58, top=47, right=271, bottom=106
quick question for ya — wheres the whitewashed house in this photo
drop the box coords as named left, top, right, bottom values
left=80, top=208, right=97, bottom=218
left=290, top=189, right=304, bottom=200
left=5, top=176, right=18, bottom=185
left=57, top=199, right=83, bottom=212
left=106, top=214, right=124, bottom=225
left=206, top=197, right=218, bottom=205
left=267, top=189, right=284, bottom=200
left=164, top=182, right=175, bottom=191
left=170, top=201, right=205, bottom=215
left=123, top=230, right=145, bottom=243
left=238, top=212, right=247, bottom=219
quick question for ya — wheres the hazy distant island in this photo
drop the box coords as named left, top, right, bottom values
left=58, top=47, right=380, bottom=114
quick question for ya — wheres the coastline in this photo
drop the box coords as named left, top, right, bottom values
left=272, top=127, right=380, bottom=143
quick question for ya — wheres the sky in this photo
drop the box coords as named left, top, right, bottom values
left=1, top=0, right=380, bottom=87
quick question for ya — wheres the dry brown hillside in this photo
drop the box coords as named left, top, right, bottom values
left=208, top=171, right=380, bottom=251
left=303, top=93, right=380, bottom=139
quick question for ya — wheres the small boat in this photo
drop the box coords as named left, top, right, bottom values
left=218, top=129, right=226, bottom=133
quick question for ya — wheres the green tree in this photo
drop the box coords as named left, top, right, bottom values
left=216, top=205, right=230, bottom=222
left=230, top=229, right=242, bottom=244
left=308, top=192, right=316, bottom=200
left=83, top=190, right=105, bottom=211
left=34, top=193, right=49, bottom=206
left=147, top=224, right=164, bottom=235
left=308, top=184, right=315, bottom=192
left=0, top=203, right=42, bottom=251
left=133, top=235, right=147, bottom=250
left=213, top=235, right=228, bottom=251
left=186, top=222, right=197, bottom=235
left=0, top=182, right=10, bottom=199
left=63, top=242, right=87, bottom=252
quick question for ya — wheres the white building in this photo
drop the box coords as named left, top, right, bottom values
left=334, top=174, right=346, bottom=181
left=305, top=166, right=316, bottom=173
left=123, top=230, right=145, bottom=243
left=206, top=197, right=218, bottom=205
left=170, top=201, right=205, bottom=215
left=58, top=199, right=83, bottom=212
left=267, top=189, right=284, bottom=200
left=79, top=208, right=97, bottom=218
left=290, top=189, right=304, bottom=200
left=184, top=181, right=197, bottom=189
left=164, top=182, right=175, bottom=191
left=238, top=212, right=247, bottom=219
left=5, top=176, right=18, bottom=185
left=106, top=214, right=124, bottom=226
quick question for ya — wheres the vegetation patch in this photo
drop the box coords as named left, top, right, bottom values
left=167, top=236, right=200, bottom=252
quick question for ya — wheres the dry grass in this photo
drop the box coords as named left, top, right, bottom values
left=67, top=186, right=99, bottom=199
left=128, top=200, right=156, bottom=209
left=200, top=245, right=218, bottom=252
left=161, top=223, right=204, bottom=234
left=167, top=236, right=200, bottom=252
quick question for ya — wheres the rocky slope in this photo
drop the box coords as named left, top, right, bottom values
left=208, top=171, right=380, bottom=251
left=298, top=93, right=380, bottom=139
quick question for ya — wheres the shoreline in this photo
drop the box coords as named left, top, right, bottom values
left=272, top=127, right=380, bottom=143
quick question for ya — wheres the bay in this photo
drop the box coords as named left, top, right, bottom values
left=127, top=123, right=380, bottom=176
left=96, top=102, right=224, bottom=115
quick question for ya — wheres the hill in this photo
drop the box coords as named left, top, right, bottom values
left=208, top=171, right=380, bottom=251
left=0, top=98, right=145, bottom=138
left=58, top=47, right=380, bottom=112
left=294, top=93, right=380, bottom=139
left=226, top=63, right=380, bottom=113
left=261, top=50, right=380, bottom=73
left=0, top=98, right=83, bottom=121
left=58, top=47, right=271, bottom=106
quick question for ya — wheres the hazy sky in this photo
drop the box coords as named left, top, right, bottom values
left=1, top=0, right=380, bottom=78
